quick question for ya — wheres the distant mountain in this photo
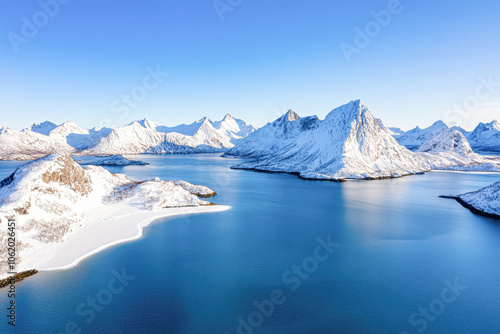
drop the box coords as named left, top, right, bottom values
left=211, top=114, right=257, bottom=144
left=416, top=129, right=499, bottom=171
left=387, top=127, right=404, bottom=137
left=466, top=120, right=500, bottom=153
left=230, top=100, right=429, bottom=180
left=417, top=129, right=474, bottom=155
left=395, top=121, right=449, bottom=151
left=0, top=115, right=256, bottom=160
left=0, top=127, right=75, bottom=160
left=223, top=110, right=320, bottom=158
left=28, top=121, right=58, bottom=136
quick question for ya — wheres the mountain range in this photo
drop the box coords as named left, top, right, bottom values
left=392, top=120, right=500, bottom=153
left=0, top=103, right=498, bottom=164
left=0, top=115, right=256, bottom=160
left=225, top=100, right=500, bottom=180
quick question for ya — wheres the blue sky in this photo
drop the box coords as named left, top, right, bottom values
left=0, top=0, right=499, bottom=131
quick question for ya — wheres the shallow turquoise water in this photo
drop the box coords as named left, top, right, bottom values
left=1, top=154, right=500, bottom=333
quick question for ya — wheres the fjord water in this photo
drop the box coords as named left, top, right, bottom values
left=1, top=155, right=500, bottom=334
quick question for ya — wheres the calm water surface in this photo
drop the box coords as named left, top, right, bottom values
left=1, top=154, right=499, bottom=333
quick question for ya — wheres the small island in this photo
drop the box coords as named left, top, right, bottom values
left=75, top=155, right=149, bottom=166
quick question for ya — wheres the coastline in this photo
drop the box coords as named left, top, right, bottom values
left=0, top=205, right=230, bottom=280
left=38, top=205, right=230, bottom=272
left=439, top=195, right=500, bottom=220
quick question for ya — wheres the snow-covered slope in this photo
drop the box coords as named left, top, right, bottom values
left=466, top=120, right=500, bottom=153
left=418, top=129, right=474, bottom=155
left=232, top=100, right=429, bottom=180
left=444, top=182, right=500, bottom=219
left=0, top=154, right=217, bottom=275
left=46, top=121, right=112, bottom=150
left=415, top=129, right=494, bottom=170
left=84, top=121, right=166, bottom=155
left=212, top=114, right=257, bottom=143
left=396, top=121, right=449, bottom=150
left=223, top=110, right=320, bottom=158
left=0, top=127, right=75, bottom=160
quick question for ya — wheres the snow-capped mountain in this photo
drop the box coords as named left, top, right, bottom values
left=84, top=121, right=165, bottom=155
left=417, top=129, right=474, bottom=155
left=0, top=127, right=75, bottom=160
left=223, top=110, right=320, bottom=158
left=0, top=154, right=217, bottom=275
left=395, top=120, right=449, bottom=150
left=415, top=129, right=493, bottom=170
left=44, top=121, right=112, bottom=150
left=231, top=100, right=429, bottom=180
left=212, top=114, right=257, bottom=143
left=87, top=117, right=237, bottom=155
left=0, top=115, right=256, bottom=160
left=466, top=120, right=500, bottom=153
left=28, top=121, right=58, bottom=136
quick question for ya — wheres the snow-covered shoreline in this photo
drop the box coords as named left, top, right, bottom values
left=38, top=205, right=230, bottom=273
left=0, top=154, right=228, bottom=280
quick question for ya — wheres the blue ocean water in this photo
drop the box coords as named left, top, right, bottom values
left=1, top=154, right=500, bottom=333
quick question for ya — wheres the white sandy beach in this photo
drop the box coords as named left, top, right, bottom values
left=21, top=205, right=230, bottom=275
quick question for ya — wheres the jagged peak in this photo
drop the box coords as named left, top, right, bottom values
left=30, top=120, right=57, bottom=128
left=196, top=117, right=213, bottom=124
left=487, top=120, right=500, bottom=130
left=277, top=109, right=299, bottom=122
left=27, top=121, right=59, bottom=135
left=3, top=154, right=93, bottom=203
left=222, top=114, right=235, bottom=121
left=417, top=128, right=473, bottom=154
left=136, top=118, right=159, bottom=129
left=325, top=99, right=373, bottom=124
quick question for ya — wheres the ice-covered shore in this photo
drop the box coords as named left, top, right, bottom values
left=0, top=154, right=228, bottom=279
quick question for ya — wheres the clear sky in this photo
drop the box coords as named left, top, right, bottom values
left=0, top=0, right=499, bottom=131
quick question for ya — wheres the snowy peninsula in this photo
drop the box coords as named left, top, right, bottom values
left=0, top=155, right=229, bottom=279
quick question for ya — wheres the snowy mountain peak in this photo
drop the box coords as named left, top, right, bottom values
left=282, top=109, right=300, bottom=122
left=0, top=154, right=93, bottom=216
left=231, top=100, right=428, bottom=180
left=222, top=114, right=235, bottom=121
left=136, top=118, right=159, bottom=130
left=197, top=117, right=212, bottom=124
left=28, top=121, right=58, bottom=136
left=487, top=120, right=500, bottom=130
left=418, top=129, right=473, bottom=155
left=395, top=119, right=449, bottom=150
left=466, top=119, right=500, bottom=152
left=431, top=120, right=448, bottom=128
